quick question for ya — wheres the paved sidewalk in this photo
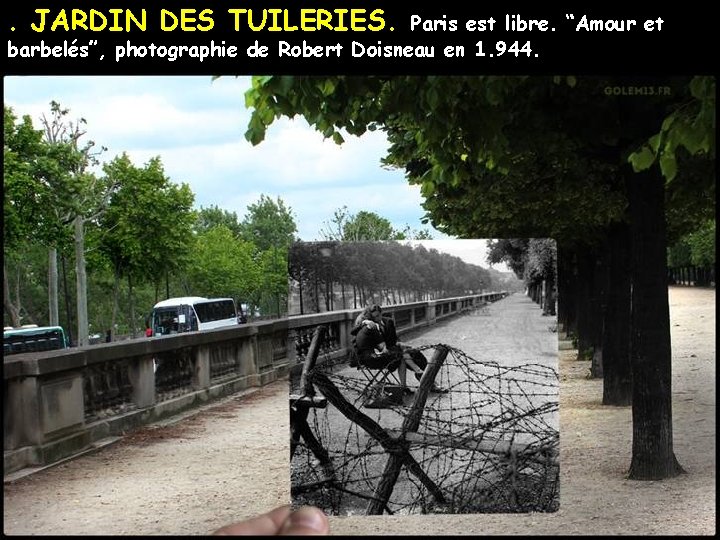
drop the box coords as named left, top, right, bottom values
left=3, top=289, right=715, bottom=535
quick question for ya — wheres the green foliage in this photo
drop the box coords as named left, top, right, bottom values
left=667, top=239, right=692, bottom=267
left=239, top=194, right=297, bottom=251
left=3, top=106, right=70, bottom=249
left=664, top=153, right=716, bottom=244
left=320, top=206, right=432, bottom=241
left=196, top=205, right=243, bottom=237
left=4, top=106, right=41, bottom=247
left=242, top=76, right=643, bottom=244
left=98, top=154, right=196, bottom=283
left=36, top=100, right=111, bottom=224
left=3, top=242, right=52, bottom=326
left=687, top=220, right=715, bottom=266
left=257, top=246, right=289, bottom=316
left=186, top=225, right=260, bottom=300
left=668, top=220, right=715, bottom=267
left=408, top=228, right=434, bottom=240
left=243, top=76, right=713, bottom=256
left=5, top=103, right=306, bottom=330
left=629, top=76, right=715, bottom=182
left=343, top=210, right=397, bottom=240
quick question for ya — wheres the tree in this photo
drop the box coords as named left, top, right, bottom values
left=669, top=219, right=715, bottom=268
left=239, top=194, right=297, bottom=251
left=686, top=220, right=715, bottom=267
left=186, top=225, right=260, bottom=303
left=97, top=154, right=196, bottom=337
left=320, top=205, right=432, bottom=241
left=258, top=246, right=289, bottom=317
left=37, top=101, right=115, bottom=346
left=487, top=239, right=557, bottom=314
left=242, top=75, right=714, bottom=480
left=289, top=240, right=490, bottom=314
left=4, top=106, right=51, bottom=326
left=235, top=194, right=298, bottom=318
left=4, top=102, right=113, bottom=344
left=629, top=76, right=715, bottom=183
left=196, top=205, right=243, bottom=237
left=320, top=206, right=397, bottom=241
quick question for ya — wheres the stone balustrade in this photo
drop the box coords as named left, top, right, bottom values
left=3, top=292, right=506, bottom=474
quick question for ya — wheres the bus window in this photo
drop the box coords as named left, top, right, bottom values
left=150, top=297, right=238, bottom=336
left=193, top=299, right=238, bottom=330
left=3, top=326, right=69, bottom=355
left=152, top=307, right=181, bottom=336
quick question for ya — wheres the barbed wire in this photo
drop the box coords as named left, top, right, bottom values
left=291, top=343, right=559, bottom=515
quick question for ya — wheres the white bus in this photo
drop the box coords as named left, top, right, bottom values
left=4, top=325, right=70, bottom=355
left=148, top=297, right=241, bottom=336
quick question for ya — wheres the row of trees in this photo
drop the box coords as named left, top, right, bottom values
left=667, top=219, right=715, bottom=269
left=4, top=101, right=443, bottom=342
left=319, top=205, right=433, bottom=241
left=4, top=103, right=297, bottom=343
left=487, top=239, right=557, bottom=316
left=242, top=75, right=715, bottom=480
left=288, top=241, right=509, bottom=314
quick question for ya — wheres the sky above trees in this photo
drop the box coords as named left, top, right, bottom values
left=3, top=75, right=434, bottom=241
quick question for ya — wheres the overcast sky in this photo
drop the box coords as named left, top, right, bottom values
left=403, top=239, right=510, bottom=271
left=3, top=75, right=510, bottom=271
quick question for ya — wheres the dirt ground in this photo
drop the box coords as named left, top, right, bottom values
left=3, top=286, right=715, bottom=535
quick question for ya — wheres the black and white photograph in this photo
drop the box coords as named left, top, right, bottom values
left=288, top=239, right=559, bottom=515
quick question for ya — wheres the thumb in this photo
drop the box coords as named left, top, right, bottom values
left=278, top=506, right=330, bottom=536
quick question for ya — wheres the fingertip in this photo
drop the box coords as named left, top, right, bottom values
left=279, top=506, right=329, bottom=536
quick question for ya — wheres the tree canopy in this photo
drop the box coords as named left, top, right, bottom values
left=239, top=194, right=297, bottom=251
left=243, top=75, right=715, bottom=481
left=244, top=76, right=714, bottom=246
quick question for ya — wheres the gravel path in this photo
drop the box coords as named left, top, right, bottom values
left=3, top=286, right=715, bottom=535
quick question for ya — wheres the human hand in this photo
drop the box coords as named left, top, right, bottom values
left=213, top=505, right=329, bottom=536
left=363, top=320, right=379, bottom=331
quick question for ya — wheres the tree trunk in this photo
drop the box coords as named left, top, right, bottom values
left=556, top=243, right=576, bottom=339
left=111, top=269, right=121, bottom=342
left=627, top=168, right=684, bottom=480
left=74, top=215, right=89, bottom=347
left=61, top=255, right=74, bottom=345
left=576, top=246, right=603, bottom=369
left=314, top=274, right=320, bottom=313
left=542, top=275, right=556, bottom=316
left=324, top=280, right=330, bottom=311
left=298, top=274, right=304, bottom=315
left=3, top=261, right=21, bottom=327
left=595, top=252, right=609, bottom=377
left=590, top=249, right=607, bottom=378
left=48, top=247, right=59, bottom=326
left=602, top=222, right=632, bottom=406
left=128, top=273, right=137, bottom=337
